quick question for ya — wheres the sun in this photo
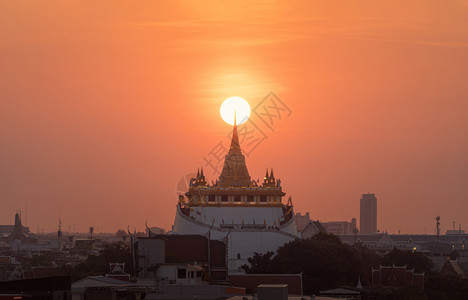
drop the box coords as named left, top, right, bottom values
left=220, top=97, right=251, bottom=125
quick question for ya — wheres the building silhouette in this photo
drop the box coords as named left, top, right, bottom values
left=322, top=218, right=357, bottom=235
left=360, top=193, right=377, bottom=234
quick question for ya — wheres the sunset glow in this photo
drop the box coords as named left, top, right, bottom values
left=1, top=1, right=468, bottom=235
left=220, top=97, right=251, bottom=125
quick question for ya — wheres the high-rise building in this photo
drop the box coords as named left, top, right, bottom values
left=360, top=193, right=377, bottom=234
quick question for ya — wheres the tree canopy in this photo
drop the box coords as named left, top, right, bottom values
left=242, top=232, right=361, bottom=294
left=62, top=241, right=133, bottom=281
left=242, top=232, right=436, bottom=295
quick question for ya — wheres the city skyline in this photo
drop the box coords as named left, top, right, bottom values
left=2, top=1, right=468, bottom=234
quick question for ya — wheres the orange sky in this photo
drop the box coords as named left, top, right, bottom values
left=1, top=1, right=468, bottom=234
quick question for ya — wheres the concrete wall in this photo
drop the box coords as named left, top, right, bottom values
left=137, top=238, right=165, bottom=278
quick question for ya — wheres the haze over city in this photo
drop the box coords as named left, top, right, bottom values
left=1, top=1, right=468, bottom=234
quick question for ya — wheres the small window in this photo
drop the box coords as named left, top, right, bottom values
left=221, top=195, right=228, bottom=202
left=260, top=195, right=267, bottom=202
left=247, top=196, right=254, bottom=203
left=237, top=253, right=241, bottom=259
left=177, top=268, right=186, bottom=279
left=234, top=195, right=241, bottom=202
left=208, top=195, right=216, bottom=202
left=197, top=271, right=202, bottom=277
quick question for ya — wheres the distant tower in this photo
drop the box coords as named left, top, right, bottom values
left=89, top=227, right=94, bottom=241
left=10, top=212, right=26, bottom=241
left=14, top=212, right=22, bottom=233
left=360, top=193, right=377, bottom=234
left=58, top=218, right=63, bottom=252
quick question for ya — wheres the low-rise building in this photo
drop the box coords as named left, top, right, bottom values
left=134, top=234, right=228, bottom=283
left=321, top=218, right=357, bottom=235
left=300, top=221, right=326, bottom=239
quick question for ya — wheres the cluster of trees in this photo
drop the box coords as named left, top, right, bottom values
left=242, top=232, right=468, bottom=299
left=62, top=241, right=133, bottom=282
left=21, top=254, right=54, bottom=269
left=242, top=233, right=377, bottom=294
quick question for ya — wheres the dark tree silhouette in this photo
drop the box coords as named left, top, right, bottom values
left=242, top=232, right=361, bottom=294
left=241, top=251, right=276, bottom=274
left=380, top=248, right=433, bottom=274
left=62, top=241, right=132, bottom=281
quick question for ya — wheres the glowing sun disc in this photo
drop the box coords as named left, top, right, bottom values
left=220, top=97, right=251, bottom=125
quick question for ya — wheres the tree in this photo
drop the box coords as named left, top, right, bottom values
left=62, top=241, right=133, bottom=281
left=243, top=232, right=361, bottom=295
left=350, top=244, right=380, bottom=285
left=31, top=254, right=53, bottom=267
left=241, top=251, right=275, bottom=274
left=379, top=248, right=433, bottom=274
left=426, top=274, right=468, bottom=300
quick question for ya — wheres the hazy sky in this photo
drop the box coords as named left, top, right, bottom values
left=1, top=1, right=467, bottom=234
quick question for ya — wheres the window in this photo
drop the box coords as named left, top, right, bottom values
left=234, top=195, right=241, bottom=202
left=247, top=196, right=254, bottom=203
left=260, top=195, right=267, bottom=202
left=237, top=253, right=241, bottom=259
left=196, top=271, right=202, bottom=277
left=177, top=268, right=186, bottom=279
left=208, top=195, right=216, bottom=202
left=221, top=195, right=228, bottom=202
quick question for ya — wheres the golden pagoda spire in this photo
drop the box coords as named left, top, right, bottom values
left=230, top=110, right=241, bottom=152
left=217, top=109, right=252, bottom=187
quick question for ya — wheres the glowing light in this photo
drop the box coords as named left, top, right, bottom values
left=220, top=97, right=250, bottom=125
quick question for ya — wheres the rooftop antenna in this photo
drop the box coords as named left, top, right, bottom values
left=436, top=216, right=440, bottom=241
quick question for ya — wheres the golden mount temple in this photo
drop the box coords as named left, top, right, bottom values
left=172, top=116, right=297, bottom=273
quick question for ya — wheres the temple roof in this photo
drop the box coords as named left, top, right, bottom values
left=217, top=114, right=253, bottom=187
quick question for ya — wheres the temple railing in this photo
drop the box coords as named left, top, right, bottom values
left=176, top=205, right=298, bottom=238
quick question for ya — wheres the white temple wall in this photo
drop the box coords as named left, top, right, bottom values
left=172, top=207, right=297, bottom=273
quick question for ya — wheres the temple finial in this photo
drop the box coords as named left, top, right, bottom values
left=230, top=110, right=241, bottom=151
